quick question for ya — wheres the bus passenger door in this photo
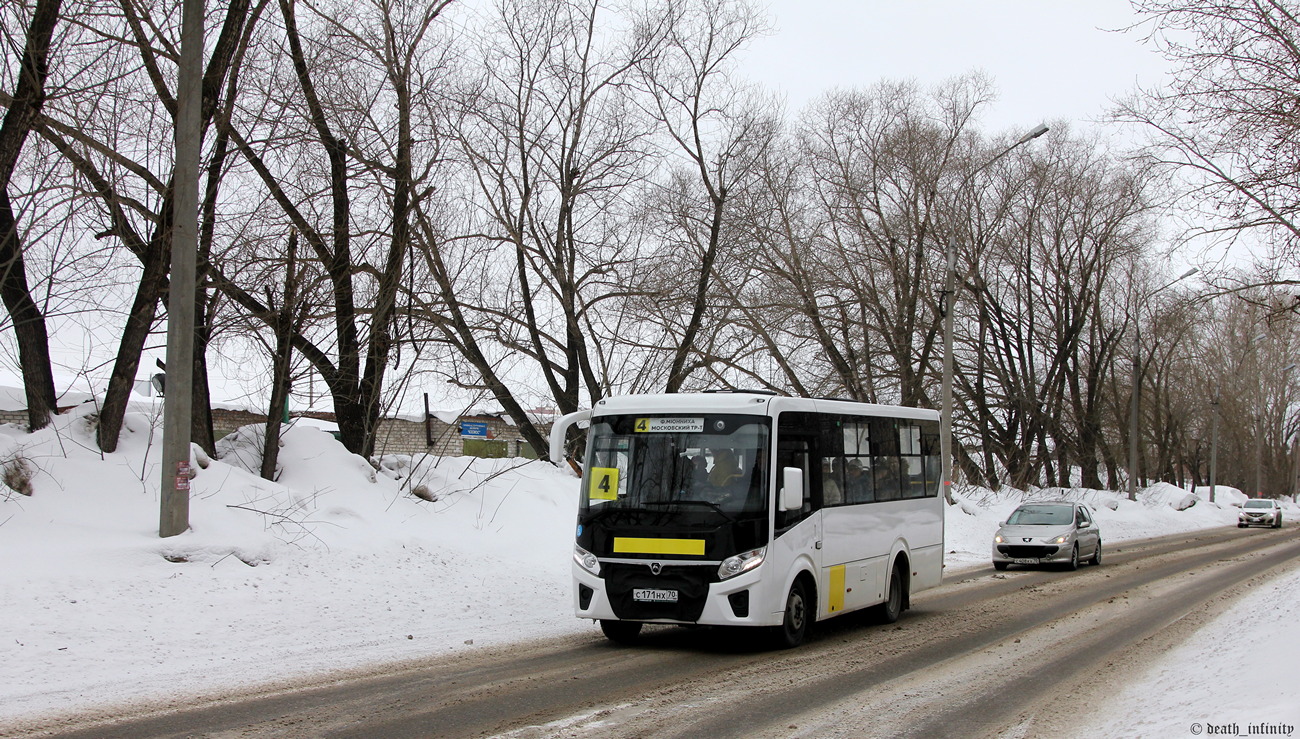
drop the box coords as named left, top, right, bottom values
left=773, top=430, right=822, bottom=618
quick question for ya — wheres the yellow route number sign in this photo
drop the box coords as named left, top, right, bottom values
left=589, top=467, right=619, bottom=500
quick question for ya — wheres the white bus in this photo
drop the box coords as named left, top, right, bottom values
left=549, top=392, right=944, bottom=648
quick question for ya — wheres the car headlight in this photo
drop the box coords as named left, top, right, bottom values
left=1052, top=535, right=1069, bottom=544
left=574, top=545, right=600, bottom=575
left=718, top=547, right=765, bottom=580
left=994, top=534, right=1004, bottom=543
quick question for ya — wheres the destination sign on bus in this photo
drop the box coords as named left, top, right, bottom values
left=633, top=417, right=704, bottom=433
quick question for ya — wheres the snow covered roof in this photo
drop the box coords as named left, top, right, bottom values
left=0, top=385, right=97, bottom=413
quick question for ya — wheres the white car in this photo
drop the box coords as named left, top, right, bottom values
left=1238, top=498, right=1283, bottom=528
left=992, top=501, right=1101, bottom=571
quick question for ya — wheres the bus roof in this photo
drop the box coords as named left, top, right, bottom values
left=589, top=393, right=939, bottom=422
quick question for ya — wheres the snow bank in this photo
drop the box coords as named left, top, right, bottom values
left=1, top=409, right=580, bottom=724
left=1083, top=567, right=1300, bottom=735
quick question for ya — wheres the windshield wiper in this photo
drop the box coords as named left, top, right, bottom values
left=642, top=499, right=733, bottom=519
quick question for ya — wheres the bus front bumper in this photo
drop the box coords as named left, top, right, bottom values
left=573, top=561, right=777, bottom=627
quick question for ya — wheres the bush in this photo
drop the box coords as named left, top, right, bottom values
left=3, top=456, right=35, bottom=496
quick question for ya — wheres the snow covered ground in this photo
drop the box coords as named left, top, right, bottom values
left=2, top=403, right=1298, bottom=733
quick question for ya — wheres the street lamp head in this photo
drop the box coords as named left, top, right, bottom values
left=1018, top=123, right=1050, bottom=144
left=1149, top=266, right=1200, bottom=298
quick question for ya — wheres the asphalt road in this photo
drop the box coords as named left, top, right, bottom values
left=18, top=523, right=1300, bottom=738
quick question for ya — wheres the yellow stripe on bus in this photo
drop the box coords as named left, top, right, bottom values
left=828, top=565, right=846, bottom=613
left=613, top=537, right=706, bottom=556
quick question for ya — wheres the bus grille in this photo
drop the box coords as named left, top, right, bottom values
left=603, top=562, right=710, bottom=622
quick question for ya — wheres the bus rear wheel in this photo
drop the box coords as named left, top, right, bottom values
left=599, top=619, right=642, bottom=644
left=773, top=579, right=810, bottom=649
left=876, top=562, right=906, bottom=624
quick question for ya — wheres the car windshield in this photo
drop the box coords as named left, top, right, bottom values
left=581, top=414, right=770, bottom=518
left=1006, top=504, right=1074, bottom=526
left=1243, top=500, right=1275, bottom=509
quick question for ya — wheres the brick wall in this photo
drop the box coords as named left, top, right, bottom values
left=212, top=409, right=269, bottom=440
left=210, top=407, right=548, bottom=458
left=373, top=417, right=461, bottom=456
left=375, top=415, right=544, bottom=457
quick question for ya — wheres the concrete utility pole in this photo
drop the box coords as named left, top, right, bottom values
left=1209, top=391, right=1219, bottom=503
left=159, top=0, right=203, bottom=538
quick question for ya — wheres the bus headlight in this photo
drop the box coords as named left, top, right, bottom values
left=718, top=547, right=765, bottom=580
left=574, top=545, right=600, bottom=575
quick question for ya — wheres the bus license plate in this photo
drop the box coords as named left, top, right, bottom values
left=1013, top=558, right=1040, bottom=565
left=633, top=588, right=678, bottom=603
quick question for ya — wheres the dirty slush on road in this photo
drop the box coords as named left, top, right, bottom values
left=15, top=526, right=1300, bottom=739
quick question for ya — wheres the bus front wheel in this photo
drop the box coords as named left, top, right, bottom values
left=773, top=579, right=810, bottom=649
left=599, top=619, right=642, bottom=644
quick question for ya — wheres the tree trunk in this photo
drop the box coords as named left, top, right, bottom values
left=0, top=0, right=62, bottom=431
left=666, top=193, right=725, bottom=393
left=0, top=192, right=58, bottom=429
left=262, top=232, right=298, bottom=480
left=97, top=241, right=169, bottom=453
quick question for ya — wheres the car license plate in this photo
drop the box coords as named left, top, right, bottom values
left=632, top=588, right=678, bottom=603
left=1013, top=558, right=1040, bottom=565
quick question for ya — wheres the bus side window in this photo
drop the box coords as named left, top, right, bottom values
left=816, top=414, right=845, bottom=509
left=821, top=458, right=843, bottom=506
left=920, top=420, right=941, bottom=497
left=900, top=424, right=926, bottom=499
left=869, top=417, right=901, bottom=501
left=872, top=457, right=901, bottom=501
left=841, top=420, right=872, bottom=504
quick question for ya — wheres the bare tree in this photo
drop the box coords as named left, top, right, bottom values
left=1122, top=1, right=1300, bottom=285
left=0, top=0, right=61, bottom=430
left=15, top=0, right=257, bottom=452
left=634, top=0, right=772, bottom=392
left=955, top=130, right=1151, bottom=490
left=452, top=0, right=668, bottom=423
left=753, top=77, right=991, bottom=405
left=217, top=0, right=453, bottom=457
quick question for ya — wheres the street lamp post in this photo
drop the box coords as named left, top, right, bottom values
left=941, top=123, right=1049, bottom=501
left=1126, top=267, right=1199, bottom=501
left=1209, top=389, right=1220, bottom=503
left=1290, top=433, right=1300, bottom=502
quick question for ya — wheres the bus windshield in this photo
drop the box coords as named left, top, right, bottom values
left=582, top=414, right=770, bottom=519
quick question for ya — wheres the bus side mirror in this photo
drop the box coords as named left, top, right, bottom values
left=780, top=467, right=803, bottom=511
left=548, top=409, right=592, bottom=466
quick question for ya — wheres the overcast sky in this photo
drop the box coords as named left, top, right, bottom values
left=741, top=0, right=1170, bottom=137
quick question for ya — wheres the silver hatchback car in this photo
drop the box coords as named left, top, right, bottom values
left=992, top=501, right=1101, bottom=571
